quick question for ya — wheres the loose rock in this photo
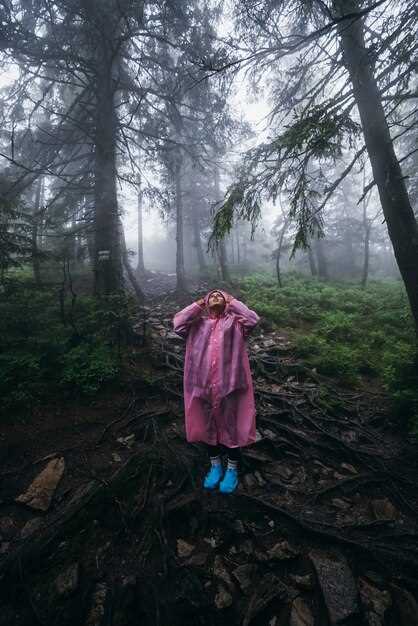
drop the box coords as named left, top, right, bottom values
left=20, top=517, right=43, bottom=539
left=289, top=597, right=315, bottom=626
left=55, top=563, right=79, bottom=597
left=371, top=498, right=399, bottom=520
left=358, top=577, right=391, bottom=625
left=390, top=583, right=418, bottom=626
left=176, top=538, right=195, bottom=558
left=84, top=582, right=109, bottom=626
left=309, top=549, right=359, bottom=624
left=213, top=555, right=234, bottom=589
left=232, top=564, right=254, bottom=593
left=268, top=540, right=299, bottom=560
left=16, top=457, right=65, bottom=511
left=0, top=516, right=17, bottom=539
left=214, top=585, right=233, bottom=609
left=340, top=462, right=358, bottom=474
left=331, top=498, right=351, bottom=510
left=289, top=574, right=314, bottom=591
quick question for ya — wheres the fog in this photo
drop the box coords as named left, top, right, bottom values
left=0, top=0, right=415, bottom=302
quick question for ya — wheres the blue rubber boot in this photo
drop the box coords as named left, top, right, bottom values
left=203, top=464, right=224, bottom=489
left=219, top=467, right=239, bottom=494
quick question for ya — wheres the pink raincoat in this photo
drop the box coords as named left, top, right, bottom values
left=172, top=290, right=260, bottom=448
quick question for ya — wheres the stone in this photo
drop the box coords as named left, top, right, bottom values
left=340, top=463, right=358, bottom=474
left=341, top=430, right=358, bottom=443
left=0, top=542, right=10, bottom=554
left=214, top=585, right=233, bottom=609
left=232, top=564, right=254, bottom=593
left=176, top=539, right=195, bottom=558
left=185, top=552, right=208, bottom=567
left=203, top=536, right=218, bottom=549
left=213, top=555, right=234, bottom=589
left=289, top=574, right=314, bottom=590
left=21, top=517, right=43, bottom=539
left=16, top=457, right=65, bottom=511
left=389, top=583, right=418, bottom=626
left=254, top=471, right=266, bottom=486
left=309, top=549, right=359, bottom=624
left=331, top=498, right=351, bottom=510
left=240, top=539, right=254, bottom=555
left=116, top=434, right=135, bottom=448
left=268, top=540, right=299, bottom=560
left=371, top=498, right=399, bottom=520
left=243, top=474, right=257, bottom=489
left=84, top=582, right=109, bottom=626
left=263, top=429, right=277, bottom=440
left=233, top=519, right=245, bottom=534
left=262, top=338, right=276, bottom=348
left=0, top=516, right=17, bottom=539
left=289, top=597, right=315, bottom=626
left=333, top=472, right=345, bottom=480
left=358, top=577, right=391, bottom=625
left=268, top=464, right=293, bottom=480
left=55, top=563, right=79, bottom=597
left=111, top=452, right=122, bottom=463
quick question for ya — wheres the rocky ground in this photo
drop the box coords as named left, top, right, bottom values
left=1, top=279, right=418, bottom=626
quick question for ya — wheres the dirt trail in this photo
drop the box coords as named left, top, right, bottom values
left=1, top=286, right=418, bottom=626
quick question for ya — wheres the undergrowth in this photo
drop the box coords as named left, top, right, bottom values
left=0, top=277, right=138, bottom=418
left=240, top=272, right=418, bottom=432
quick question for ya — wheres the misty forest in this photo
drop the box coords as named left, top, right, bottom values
left=1, top=0, right=418, bottom=624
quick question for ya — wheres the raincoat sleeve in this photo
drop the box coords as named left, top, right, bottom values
left=173, top=302, right=205, bottom=339
left=227, top=298, right=260, bottom=337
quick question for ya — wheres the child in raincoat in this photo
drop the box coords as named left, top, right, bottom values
left=172, top=289, right=260, bottom=493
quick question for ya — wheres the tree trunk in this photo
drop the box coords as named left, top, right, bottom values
left=276, top=217, right=290, bottom=287
left=361, top=223, right=371, bottom=289
left=93, top=56, right=123, bottom=295
left=118, top=218, right=145, bottom=302
left=31, top=176, right=43, bottom=285
left=136, top=172, right=146, bottom=275
left=236, top=223, right=241, bottom=265
left=214, top=165, right=231, bottom=282
left=307, top=244, right=318, bottom=277
left=175, top=157, right=187, bottom=292
left=191, top=203, right=207, bottom=275
left=314, top=237, right=328, bottom=280
left=334, top=0, right=418, bottom=337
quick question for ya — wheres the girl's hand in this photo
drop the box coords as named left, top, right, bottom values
left=196, top=297, right=206, bottom=307
left=223, top=292, right=234, bottom=304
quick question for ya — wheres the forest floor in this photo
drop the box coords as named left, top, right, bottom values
left=1, top=273, right=418, bottom=626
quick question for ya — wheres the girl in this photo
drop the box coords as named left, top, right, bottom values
left=172, top=289, right=260, bottom=493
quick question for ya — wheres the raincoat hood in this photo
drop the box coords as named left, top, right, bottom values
left=204, top=289, right=228, bottom=317
left=204, top=289, right=227, bottom=306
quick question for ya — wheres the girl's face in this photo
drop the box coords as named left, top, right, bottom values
left=208, top=291, right=225, bottom=311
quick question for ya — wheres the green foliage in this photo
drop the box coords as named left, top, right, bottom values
left=60, top=343, right=119, bottom=396
left=0, top=281, right=137, bottom=417
left=240, top=272, right=417, bottom=427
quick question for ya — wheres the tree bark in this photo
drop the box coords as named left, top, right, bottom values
left=118, top=218, right=145, bottom=302
left=333, top=0, right=418, bottom=337
left=214, top=165, right=231, bottom=282
left=136, top=172, right=146, bottom=275
left=314, top=237, right=328, bottom=280
left=175, top=156, right=187, bottom=292
left=93, top=49, right=123, bottom=295
left=236, top=222, right=241, bottom=265
left=191, top=202, right=207, bottom=275
left=307, top=243, right=318, bottom=277
left=276, top=217, right=290, bottom=287
left=31, top=176, right=43, bottom=285
left=361, top=223, right=371, bottom=289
